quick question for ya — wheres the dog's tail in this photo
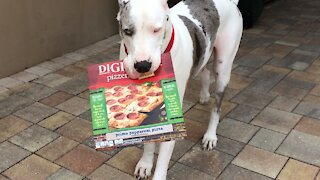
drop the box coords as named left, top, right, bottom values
left=231, top=0, right=239, bottom=5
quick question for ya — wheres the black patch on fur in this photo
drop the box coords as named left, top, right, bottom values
left=118, top=1, right=135, bottom=38
left=215, top=91, right=225, bottom=112
left=179, top=16, right=207, bottom=68
left=183, top=0, right=220, bottom=44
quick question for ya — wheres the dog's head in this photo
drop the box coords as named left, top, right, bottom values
left=117, top=0, right=170, bottom=79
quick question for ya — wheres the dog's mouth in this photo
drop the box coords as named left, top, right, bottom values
left=123, top=65, right=140, bottom=79
left=123, top=57, right=161, bottom=80
left=123, top=62, right=154, bottom=80
left=125, top=68, right=156, bottom=80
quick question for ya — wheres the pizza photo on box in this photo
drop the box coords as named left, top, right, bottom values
left=105, top=81, right=167, bottom=129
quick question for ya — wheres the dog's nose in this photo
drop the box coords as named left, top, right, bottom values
left=134, top=60, right=152, bottom=73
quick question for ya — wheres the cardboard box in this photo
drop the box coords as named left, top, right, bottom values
left=87, top=53, right=186, bottom=150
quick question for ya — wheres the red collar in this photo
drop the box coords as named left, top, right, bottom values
left=124, top=25, right=175, bottom=55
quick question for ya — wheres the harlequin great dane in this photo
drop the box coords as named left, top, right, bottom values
left=117, top=0, right=243, bottom=179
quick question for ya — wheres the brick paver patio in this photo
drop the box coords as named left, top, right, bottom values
left=1, top=0, right=320, bottom=179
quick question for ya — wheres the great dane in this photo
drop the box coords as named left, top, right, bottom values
left=117, top=0, right=243, bottom=179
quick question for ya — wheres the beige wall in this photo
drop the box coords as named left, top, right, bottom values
left=0, top=0, right=119, bottom=78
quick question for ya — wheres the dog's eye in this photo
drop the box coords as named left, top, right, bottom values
left=123, top=28, right=134, bottom=36
left=153, top=28, right=162, bottom=34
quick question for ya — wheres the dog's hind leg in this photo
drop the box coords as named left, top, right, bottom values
left=199, top=67, right=212, bottom=104
left=134, top=143, right=155, bottom=179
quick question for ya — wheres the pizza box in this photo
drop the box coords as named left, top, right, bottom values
left=87, top=53, right=187, bottom=150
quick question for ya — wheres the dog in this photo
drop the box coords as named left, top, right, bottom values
left=117, top=0, right=243, bottom=179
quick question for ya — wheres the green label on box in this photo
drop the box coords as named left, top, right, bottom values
left=161, top=79, right=184, bottom=123
left=90, top=88, right=109, bottom=135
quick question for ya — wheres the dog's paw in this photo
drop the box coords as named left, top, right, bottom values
left=199, top=91, right=210, bottom=104
left=134, top=158, right=153, bottom=179
left=202, top=133, right=218, bottom=151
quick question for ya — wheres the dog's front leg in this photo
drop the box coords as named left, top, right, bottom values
left=135, top=143, right=155, bottom=179
left=153, top=141, right=175, bottom=180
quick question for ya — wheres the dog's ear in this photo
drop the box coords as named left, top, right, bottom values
left=117, top=0, right=130, bottom=21
left=117, top=12, right=121, bottom=21
left=118, top=0, right=130, bottom=8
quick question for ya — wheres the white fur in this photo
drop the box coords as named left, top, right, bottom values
left=119, top=0, right=242, bottom=179
left=134, top=143, right=155, bottom=178
left=170, top=3, right=202, bottom=27
left=231, top=0, right=240, bottom=5
left=199, top=68, right=211, bottom=104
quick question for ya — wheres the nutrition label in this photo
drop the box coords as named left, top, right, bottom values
left=90, top=88, right=109, bottom=135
